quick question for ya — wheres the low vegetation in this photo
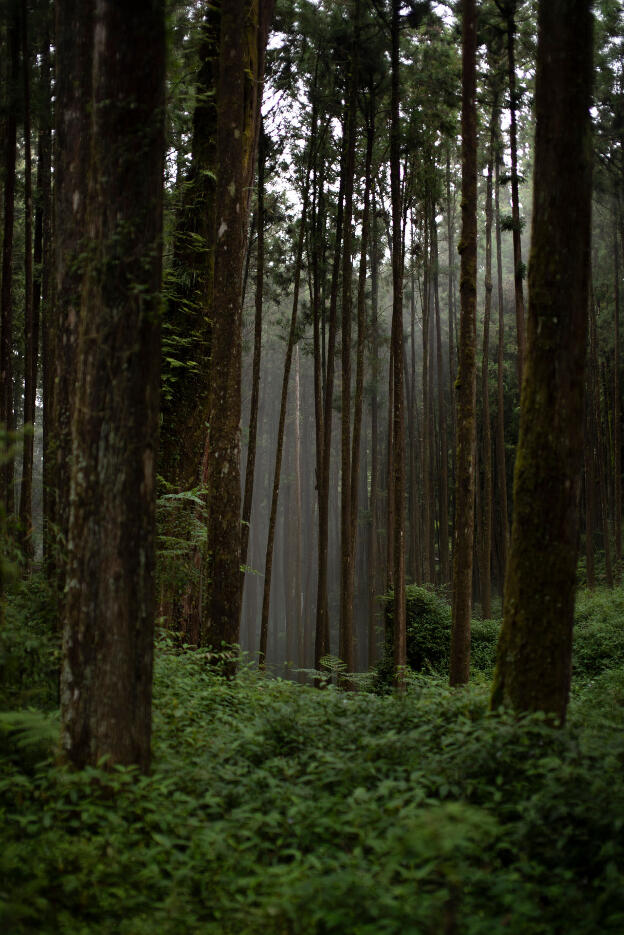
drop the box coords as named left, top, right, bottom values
left=2, top=581, right=624, bottom=933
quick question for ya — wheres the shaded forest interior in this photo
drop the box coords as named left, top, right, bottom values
left=2, top=0, right=624, bottom=931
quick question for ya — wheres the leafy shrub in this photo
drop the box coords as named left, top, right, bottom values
left=2, top=651, right=624, bottom=933
left=572, top=586, right=624, bottom=681
left=0, top=575, right=59, bottom=710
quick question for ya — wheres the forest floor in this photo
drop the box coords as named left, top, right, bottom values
left=2, top=582, right=624, bottom=933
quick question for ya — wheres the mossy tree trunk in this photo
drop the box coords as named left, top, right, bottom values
left=60, top=0, right=165, bottom=770
left=491, top=0, right=593, bottom=723
left=450, top=0, right=478, bottom=687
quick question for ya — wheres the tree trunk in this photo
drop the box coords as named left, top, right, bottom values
left=480, top=108, right=496, bottom=619
left=241, top=122, right=266, bottom=600
left=18, top=3, right=36, bottom=565
left=494, top=150, right=509, bottom=582
left=614, top=219, right=621, bottom=578
left=259, top=164, right=311, bottom=666
left=60, top=0, right=165, bottom=770
left=390, top=0, right=406, bottom=685
left=491, top=0, right=593, bottom=723
left=1, top=3, right=18, bottom=516
left=505, top=0, right=527, bottom=387
left=450, top=0, right=478, bottom=687
left=433, top=212, right=450, bottom=585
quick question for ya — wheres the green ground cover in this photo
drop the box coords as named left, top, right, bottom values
left=1, top=584, right=624, bottom=933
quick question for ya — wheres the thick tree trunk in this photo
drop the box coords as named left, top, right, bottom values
left=491, top=0, right=593, bottom=723
left=60, top=0, right=165, bottom=770
left=50, top=0, right=93, bottom=589
left=450, top=0, right=478, bottom=687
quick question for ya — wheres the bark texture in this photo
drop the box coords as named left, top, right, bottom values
left=60, top=0, right=165, bottom=770
left=491, top=0, right=593, bottom=723
left=450, top=0, right=478, bottom=687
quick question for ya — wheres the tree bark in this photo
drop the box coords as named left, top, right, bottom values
left=491, top=0, right=593, bottom=723
left=60, top=0, right=165, bottom=770
left=450, top=0, right=478, bottom=687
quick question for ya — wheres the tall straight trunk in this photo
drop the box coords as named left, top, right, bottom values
left=446, top=152, right=458, bottom=519
left=584, top=399, right=596, bottom=589
left=422, top=212, right=434, bottom=581
left=315, top=136, right=346, bottom=670
left=1, top=4, right=18, bottom=515
left=39, top=15, right=53, bottom=570
left=259, top=166, right=311, bottom=666
left=345, top=97, right=373, bottom=673
left=432, top=212, right=450, bottom=584
left=205, top=0, right=273, bottom=654
left=504, top=0, right=527, bottom=387
left=614, top=219, right=621, bottom=577
left=494, top=152, right=509, bottom=579
left=293, top=344, right=303, bottom=666
left=60, top=0, right=165, bottom=771
left=589, top=293, right=613, bottom=588
left=19, top=4, right=35, bottom=563
left=450, top=0, right=478, bottom=687
left=390, top=0, right=406, bottom=684
left=368, top=190, right=380, bottom=667
left=240, top=122, right=266, bottom=600
left=491, top=0, right=593, bottom=723
left=51, top=0, right=93, bottom=590
left=339, top=2, right=359, bottom=673
left=480, top=111, right=496, bottom=619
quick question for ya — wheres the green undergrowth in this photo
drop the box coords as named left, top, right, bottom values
left=2, top=583, right=624, bottom=932
left=1, top=647, right=624, bottom=933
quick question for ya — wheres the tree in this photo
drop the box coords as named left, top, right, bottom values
left=450, top=0, right=478, bottom=687
left=491, top=0, right=593, bottom=723
left=60, top=0, right=165, bottom=770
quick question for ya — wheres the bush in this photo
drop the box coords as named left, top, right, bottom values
left=0, top=575, right=59, bottom=710
left=2, top=650, right=624, bottom=933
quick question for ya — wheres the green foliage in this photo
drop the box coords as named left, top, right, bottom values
left=3, top=642, right=624, bottom=933
left=0, top=575, right=59, bottom=710
left=573, top=586, right=624, bottom=682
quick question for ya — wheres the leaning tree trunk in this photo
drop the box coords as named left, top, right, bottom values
left=491, top=0, right=593, bottom=724
left=450, top=0, right=478, bottom=687
left=60, top=0, right=165, bottom=771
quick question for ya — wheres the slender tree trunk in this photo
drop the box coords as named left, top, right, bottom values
left=433, top=212, right=450, bottom=584
left=39, top=15, right=53, bottom=571
left=315, top=137, right=346, bottom=670
left=60, top=0, right=165, bottom=771
left=1, top=4, right=18, bottom=516
left=259, top=166, right=311, bottom=666
left=19, top=4, right=35, bottom=564
left=494, top=151, right=509, bottom=582
left=368, top=191, right=380, bottom=667
left=390, top=0, right=406, bottom=685
left=505, top=0, right=527, bottom=387
left=589, top=293, right=613, bottom=588
left=584, top=399, right=596, bottom=590
left=491, top=0, right=593, bottom=723
left=614, top=219, right=621, bottom=578
left=241, top=122, right=266, bottom=602
left=339, top=2, right=359, bottom=673
left=480, top=109, right=496, bottom=618
left=450, top=0, right=478, bottom=687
